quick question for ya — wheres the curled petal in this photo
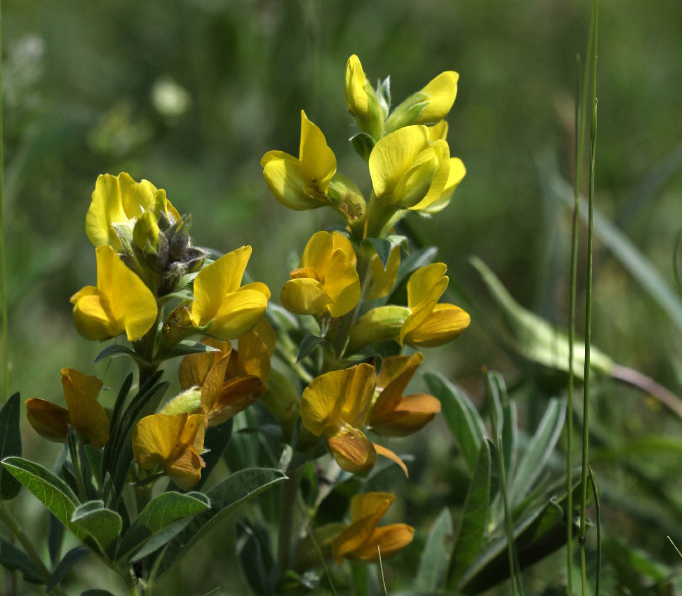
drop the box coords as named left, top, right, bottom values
left=133, top=413, right=189, bottom=470
left=327, top=426, right=376, bottom=474
left=348, top=524, right=415, bottom=561
left=403, top=303, right=471, bottom=348
left=413, top=71, right=459, bottom=125
left=281, top=278, right=331, bottom=316
left=25, top=399, right=70, bottom=443
left=370, top=393, right=441, bottom=437
left=70, top=290, right=114, bottom=340
left=208, top=288, right=269, bottom=341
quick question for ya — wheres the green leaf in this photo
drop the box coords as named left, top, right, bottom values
left=1, top=457, right=82, bottom=535
left=363, top=235, right=406, bottom=269
left=415, top=508, right=454, bottom=591
left=509, top=398, right=565, bottom=507
left=470, top=256, right=614, bottom=377
left=350, top=132, right=375, bottom=161
left=0, top=393, right=22, bottom=500
left=93, top=343, right=138, bottom=363
left=117, top=491, right=210, bottom=562
left=82, top=590, right=117, bottom=596
left=297, top=335, right=329, bottom=363
left=195, top=420, right=233, bottom=491
left=425, top=372, right=485, bottom=473
left=447, top=440, right=491, bottom=590
left=156, top=340, right=220, bottom=360
left=71, top=500, right=122, bottom=553
left=153, top=468, right=287, bottom=579
left=0, top=537, right=44, bottom=584
left=47, top=546, right=89, bottom=591
left=484, top=371, right=516, bottom=483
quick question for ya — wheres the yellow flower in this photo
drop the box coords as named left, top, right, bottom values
left=367, top=245, right=401, bottom=300
left=86, top=172, right=180, bottom=250
left=400, top=263, right=470, bottom=348
left=385, top=70, right=459, bottom=131
left=70, top=245, right=158, bottom=341
left=369, top=125, right=451, bottom=211
left=369, top=353, right=441, bottom=436
left=301, top=364, right=407, bottom=475
left=344, top=55, right=385, bottom=140
left=261, top=111, right=337, bottom=211
left=421, top=122, right=466, bottom=215
left=132, top=412, right=206, bottom=491
left=190, top=246, right=270, bottom=341
left=332, top=492, right=414, bottom=563
left=168, top=319, right=276, bottom=426
left=281, top=232, right=360, bottom=318
left=26, top=369, right=109, bottom=449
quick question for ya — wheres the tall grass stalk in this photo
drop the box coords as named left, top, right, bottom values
left=580, top=2, right=599, bottom=594
left=0, top=0, right=8, bottom=403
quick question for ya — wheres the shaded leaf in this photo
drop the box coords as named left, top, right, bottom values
left=47, top=546, right=89, bottom=591
left=350, top=132, right=375, bottom=161
left=156, top=340, right=221, bottom=360
left=447, top=440, right=491, bottom=589
left=153, top=468, right=287, bottom=579
left=93, top=344, right=138, bottom=363
left=416, top=508, right=454, bottom=591
left=509, top=398, right=565, bottom=507
left=0, top=537, right=44, bottom=584
left=297, top=335, right=329, bottom=363
left=425, top=372, right=485, bottom=473
left=117, top=491, right=210, bottom=562
left=0, top=393, right=22, bottom=499
left=363, top=235, right=406, bottom=269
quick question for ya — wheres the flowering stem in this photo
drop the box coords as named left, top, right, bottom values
left=277, top=466, right=303, bottom=575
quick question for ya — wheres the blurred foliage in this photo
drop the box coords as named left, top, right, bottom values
left=3, top=0, right=682, bottom=594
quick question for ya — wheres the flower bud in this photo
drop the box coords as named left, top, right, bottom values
left=347, top=305, right=409, bottom=353
left=345, top=55, right=386, bottom=140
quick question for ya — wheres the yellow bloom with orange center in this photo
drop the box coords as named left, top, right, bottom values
left=369, top=353, right=441, bottom=437
left=168, top=319, right=276, bottom=426
left=70, top=245, right=158, bottom=341
left=26, top=368, right=109, bottom=449
left=190, top=246, right=270, bottom=341
left=261, top=111, right=337, bottom=211
left=301, top=364, right=407, bottom=475
left=332, top=492, right=414, bottom=563
left=86, top=172, right=180, bottom=251
left=281, top=231, right=360, bottom=318
left=132, top=412, right=206, bottom=491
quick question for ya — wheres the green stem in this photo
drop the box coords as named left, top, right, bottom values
left=68, top=430, right=89, bottom=502
left=580, top=4, right=598, bottom=594
left=0, top=504, right=67, bottom=596
left=0, top=0, right=8, bottom=402
left=277, top=466, right=303, bottom=574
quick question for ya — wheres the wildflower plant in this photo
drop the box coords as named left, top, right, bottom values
left=0, top=54, right=596, bottom=596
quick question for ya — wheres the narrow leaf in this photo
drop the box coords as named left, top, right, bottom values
left=195, top=420, right=233, bottom=491
left=117, top=491, right=210, bottom=562
left=425, top=372, right=485, bottom=472
left=363, top=235, right=405, bottom=269
left=0, top=393, right=22, bottom=499
left=415, top=508, right=454, bottom=591
left=0, top=537, right=44, bottom=584
left=93, top=344, right=138, bottom=363
left=297, top=335, right=329, bottom=363
left=447, top=440, right=491, bottom=589
left=509, top=398, right=565, bottom=506
left=47, top=545, right=89, bottom=591
left=156, top=340, right=221, bottom=360
left=153, top=468, right=287, bottom=579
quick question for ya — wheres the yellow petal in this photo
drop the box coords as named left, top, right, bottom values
left=178, top=339, right=232, bottom=390
left=281, top=278, right=331, bottom=317
left=413, top=71, right=459, bottom=125
left=166, top=446, right=205, bottom=491
left=191, top=246, right=253, bottom=327
left=375, top=353, right=424, bottom=396
left=373, top=443, right=409, bottom=477
left=207, top=376, right=264, bottom=426
left=132, top=413, right=188, bottom=469
left=407, top=263, right=448, bottom=310
left=327, top=426, right=376, bottom=474
left=208, top=288, right=269, bottom=341
left=368, top=246, right=401, bottom=300
left=300, top=231, right=334, bottom=273
left=403, top=303, right=471, bottom=348
left=370, top=393, right=441, bottom=437
left=390, top=146, right=442, bottom=208
left=429, top=121, right=449, bottom=141
left=236, top=318, right=276, bottom=381
left=86, top=173, right=159, bottom=248
left=199, top=355, right=230, bottom=412
left=299, top=111, right=337, bottom=194
left=419, top=156, right=466, bottom=215
left=301, top=364, right=375, bottom=435
left=70, top=290, right=115, bottom=340
left=345, top=55, right=369, bottom=118
left=25, top=399, right=70, bottom=443
left=323, top=249, right=361, bottom=318
left=96, top=245, right=158, bottom=341
left=369, top=126, right=431, bottom=200
left=61, top=369, right=109, bottom=449
left=408, top=140, right=451, bottom=211
left=348, top=524, right=415, bottom=560
left=262, top=154, right=322, bottom=210
left=347, top=306, right=409, bottom=353
left=330, top=232, right=357, bottom=268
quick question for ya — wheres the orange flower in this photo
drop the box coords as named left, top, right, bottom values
left=332, top=492, right=414, bottom=563
left=369, top=353, right=441, bottom=437
left=26, top=369, right=109, bottom=449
